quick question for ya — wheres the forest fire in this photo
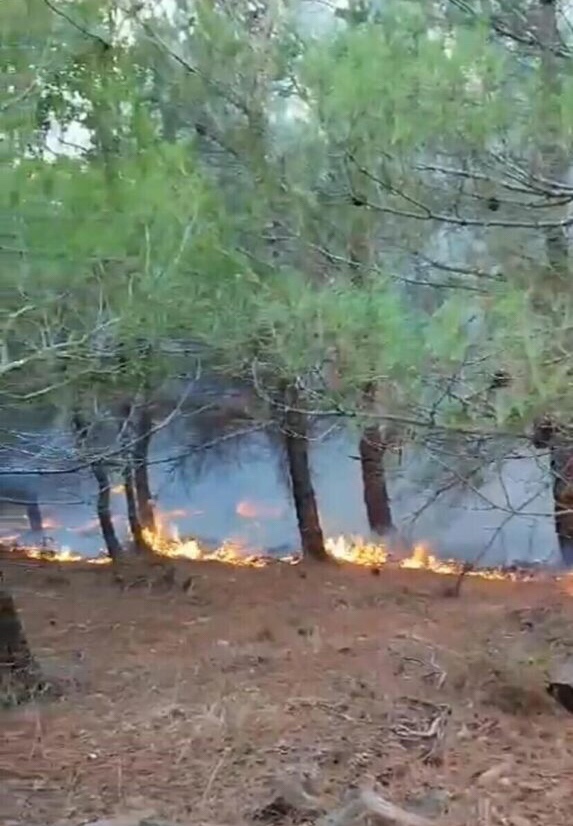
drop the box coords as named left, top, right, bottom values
left=141, top=524, right=281, bottom=568
left=325, top=537, right=524, bottom=580
left=0, top=491, right=555, bottom=579
left=2, top=516, right=549, bottom=582
left=21, top=546, right=110, bottom=565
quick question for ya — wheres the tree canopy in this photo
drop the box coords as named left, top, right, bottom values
left=2, top=0, right=573, bottom=457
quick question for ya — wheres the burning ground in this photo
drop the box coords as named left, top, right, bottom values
left=2, top=555, right=573, bottom=826
left=5, top=496, right=558, bottom=578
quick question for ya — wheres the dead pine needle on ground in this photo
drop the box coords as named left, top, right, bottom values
left=1, top=556, right=573, bottom=826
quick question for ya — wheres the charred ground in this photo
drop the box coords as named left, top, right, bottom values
left=1, top=557, right=573, bottom=826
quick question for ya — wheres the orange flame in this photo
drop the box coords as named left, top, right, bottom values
left=4, top=512, right=562, bottom=583
left=236, top=500, right=284, bottom=519
left=21, top=546, right=110, bottom=565
left=325, top=535, right=390, bottom=566
left=141, top=526, right=284, bottom=568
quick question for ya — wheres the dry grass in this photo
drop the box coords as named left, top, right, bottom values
left=446, top=636, right=554, bottom=716
left=1, top=557, right=573, bottom=826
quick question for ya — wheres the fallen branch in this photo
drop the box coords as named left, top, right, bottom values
left=389, top=699, right=451, bottom=764
left=393, top=647, right=447, bottom=690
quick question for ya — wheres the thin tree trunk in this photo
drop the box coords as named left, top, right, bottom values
left=72, top=413, right=123, bottom=561
left=533, top=418, right=573, bottom=568
left=26, top=500, right=43, bottom=535
left=0, top=585, right=43, bottom=703
left=550, top=441, right=573, bottom=567
left=133, top=403, right=156, bottom=533
left=123, top=465, right=144, bottom=546
left=92, top=463, right=123, bottom=561
left=359, top=384, right=394, bottom=536
left=282, top=383, right=329, bottom=561
left=118, top=403, right=152, bottom=553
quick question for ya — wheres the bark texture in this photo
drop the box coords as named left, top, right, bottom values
left=282, top=384, right=329, bottom=561
left=533, top=418, right=573, bottom=567
left=133, top=404, right=156, bottom=533
left=72, top=412, right=123, bottom=561
left=358, top=382, right=394, bottom=536
left=359, top=424, right=394, bottom=536
left=118, top=403, right=152, bottom=553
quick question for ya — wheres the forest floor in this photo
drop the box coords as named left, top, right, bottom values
left=1, top=554, right=573, bottom=826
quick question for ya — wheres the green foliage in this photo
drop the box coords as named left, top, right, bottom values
left=1, top=0, right=573, bottom=436
left=302, top=5, right=510, bottom=151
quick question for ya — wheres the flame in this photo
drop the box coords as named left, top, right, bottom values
left=42, top=517, right=62, bottom=530
left=4, top=512, right=559, bottom=583
left=325, top=536, right=538, bottom=581
left=21, top=546, right=110, bottom=565
left=141, top=526, right=283, bottom=568
left=325, top=535, right=390, bottom=566
left=236, top=500, right=284, bottom=519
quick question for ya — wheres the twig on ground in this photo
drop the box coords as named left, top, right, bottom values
left=201, top=748, right=230, bottom=808
left=390, top=639, right=448, bottom=689
left=398, top=654, right=447, bottom=690
left=389, top=699, right=451, bottom=764
left=286, top=696, right=358, bottom=722
left=393, top=632, right=464, bottom=659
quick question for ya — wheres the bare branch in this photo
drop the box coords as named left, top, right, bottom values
left=345, top=158, right=573, bottom=230
left=250, top=361, right=532, bottom=441
left=42, top=0, right=111, bottom=49
left=447, top=0, right=572, bottom=58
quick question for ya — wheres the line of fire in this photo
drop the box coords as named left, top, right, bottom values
left=2, top=485, right=571, bottom=586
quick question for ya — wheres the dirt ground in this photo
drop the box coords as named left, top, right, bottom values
left=2, top=555, right=573, bottom=826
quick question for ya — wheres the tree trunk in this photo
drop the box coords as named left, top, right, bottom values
left=26, top=501, right=43, bottom=534
left=0, top=586, right=43, bottom=703
left=133, top=404, right=156, bottom=533
left=532, top=418, right=573, bottom=568
left=282, top=384, right=329, bottom=561
left=551, top=442, right=573, bottom=568
left=358, top=382, right=394, bottom=536
left=118, top=403, right=152, bottom=553
left=122, top=465, right=145, bottom=547
left=72, top=413, right=123, bottom=561
left=359, top=428, right=394, bottom=537
left=92, top=462, right=123, bottom=561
